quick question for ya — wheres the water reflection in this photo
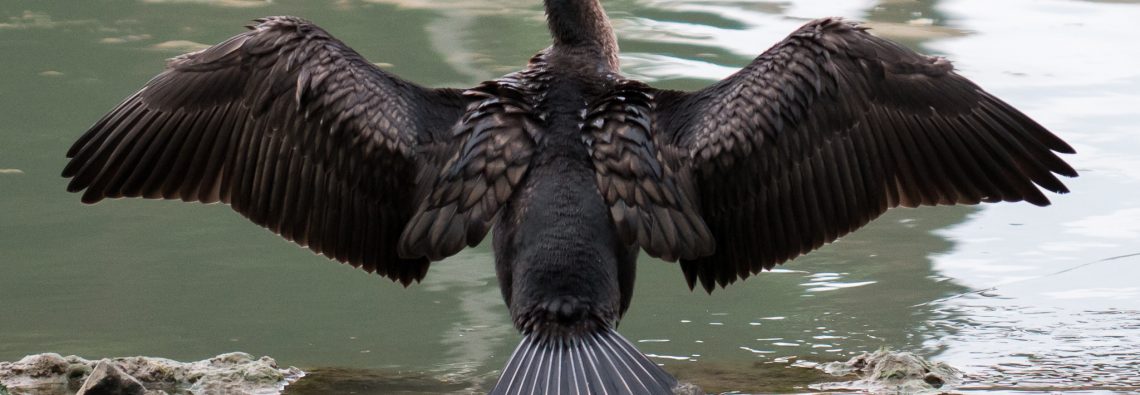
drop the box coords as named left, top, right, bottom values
left=919, top=0, right=1140, bottom=389
left=1, top=0, right=1137, bottom=393
left=139, top=0, right=271, bottom=7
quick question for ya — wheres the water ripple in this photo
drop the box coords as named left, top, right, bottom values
left=928, top=296, right=1140, bottom=390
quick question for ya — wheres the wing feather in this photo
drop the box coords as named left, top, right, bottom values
left=398, top=66, right=544, bottom=261
left=649, top=18, right=1077, bottom=291
left=586, top=80, right=714, bottom=261
left=62, top=16, right=471, bottom=285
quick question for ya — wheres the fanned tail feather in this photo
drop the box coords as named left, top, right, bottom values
left=490, top=328, right=677, bottom=394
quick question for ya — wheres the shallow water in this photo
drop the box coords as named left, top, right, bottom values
left=1, top=0, right=1138, bottom=393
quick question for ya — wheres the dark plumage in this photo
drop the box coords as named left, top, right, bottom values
left=62, top=1, right=1076, bottom=393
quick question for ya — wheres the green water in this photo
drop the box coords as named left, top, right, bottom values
left=1, top=0, right=1138, bottom=393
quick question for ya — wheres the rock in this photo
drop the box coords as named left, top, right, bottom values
left=75, top=360, right=148, bottom=395
left=0, top=352, right=302, bottom=395
left=7, top=353, right=69, bottom=378
left=671, top=381, right=704, bottom=395
left=0, top=353, right=83, bottom=394
left=817, top=348, right=962, bottom=394
left=185, top=352, right=303, bottom=394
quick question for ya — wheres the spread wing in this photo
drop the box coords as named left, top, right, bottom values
left=62, top=16, right=471, bottom=285
left=641, top=18, right=1077, bottom=292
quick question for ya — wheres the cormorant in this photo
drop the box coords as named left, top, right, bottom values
left=62, top=0, right=1077, bottom=393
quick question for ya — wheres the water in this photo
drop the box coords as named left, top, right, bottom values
left=1, top=0, right=1138, bottom=393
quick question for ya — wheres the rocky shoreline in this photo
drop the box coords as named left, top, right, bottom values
left=0, top=352, right=302, bottom=395
left=0, top=348, right=959, bottom=394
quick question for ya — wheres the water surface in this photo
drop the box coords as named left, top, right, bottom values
left=1, top=0, right=1138, bottom=393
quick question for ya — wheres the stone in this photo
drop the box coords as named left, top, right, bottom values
left=0, top=352, right=301, bottom=395
left=75, top=360, right=146, bottom=395
left=817, top=348, right=963, bottom=394
left=671, top=381, right=704, bottom=395
left=0, top=353, right=81, bottom=394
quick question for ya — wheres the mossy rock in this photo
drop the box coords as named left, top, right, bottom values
left=819, top=348, right=962, bottom=393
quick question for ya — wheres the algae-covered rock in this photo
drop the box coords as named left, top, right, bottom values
left=183, top=352, right=303, bottom=394
left=816, top=348, right=962, bottom=394
left=0, top=352, right=302, bottom=395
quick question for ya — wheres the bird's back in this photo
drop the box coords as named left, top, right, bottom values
left=489, top=57, right=635, bottom=336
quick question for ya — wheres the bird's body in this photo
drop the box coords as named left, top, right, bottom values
left=492, top=53, right=635, bottom=337
left=62, top=1, right=1077, bottom=393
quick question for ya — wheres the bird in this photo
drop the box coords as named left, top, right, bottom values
left=61, top=0, right=1077, bottom=393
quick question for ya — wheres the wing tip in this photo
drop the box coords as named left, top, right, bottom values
left=80, top=193, right=106, bottom=205
left=1055, top=142, right=1078, bottom=156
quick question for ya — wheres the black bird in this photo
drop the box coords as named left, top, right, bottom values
left=62, top=0, right=1077, bottom=393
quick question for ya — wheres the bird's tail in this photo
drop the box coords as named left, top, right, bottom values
left=489, top=327, right=677, bottom=394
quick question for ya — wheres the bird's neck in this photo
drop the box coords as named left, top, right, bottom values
left=544, top=0, right=619, bottom=72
